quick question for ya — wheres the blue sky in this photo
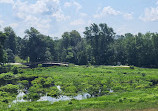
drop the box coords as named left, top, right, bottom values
left=0, top=0, right=158, bottom=38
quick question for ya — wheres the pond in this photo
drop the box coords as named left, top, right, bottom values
left=11, top=86, right=114, bottom=104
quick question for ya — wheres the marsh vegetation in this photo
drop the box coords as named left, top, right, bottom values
left=0, top=65, right=158, bottom=111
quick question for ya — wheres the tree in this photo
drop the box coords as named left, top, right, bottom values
left=0, top=32, right=7, bottom=64
left=4, top=27, right=17, bottom=55
left=124, top=33, right=137, bottom=65
left=152, top=33, right=158, bottom=67
left=25, top=27, right=55, bottom=63
left=114, top=35, right=127, bottom=65
left=6, top=48, right=15, bottom=63
left=60, top=30, right=82, bottom=64
left=84, top=23, right=115, bottom=65
left=25, top=27, right=41, bottom=62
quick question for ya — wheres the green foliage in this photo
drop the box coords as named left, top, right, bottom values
left=129, top=65, right=134, bottom=69
left=14, top=56, right=27, bottom=63
left=38, top=64, right=42, bottom=67
left=18, top=80, right=29, bottom=89
left=84, top=23, right=115, bottom=65
left=2, top=24, right=158, bottom=110
left=2, top=25, right=158, bottom=67
left=0, top=84, right=18, bottom=93
left=6, top=48, right=15, bottom=63
left=0, top=66, right=157, bottom=110
left=0, top=31, right=7, bottom=64
left=47, top=86, right=60, bottom=97
left=24, top=27, right=55, bottom=63
left=11, top=66, right=18, bottom=74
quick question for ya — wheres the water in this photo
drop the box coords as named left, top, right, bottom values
left=110, top=89, right=114, bottom=93
left=57, top=85, right=61, bottom=91
left=37, top=93, right=91, bottom=103
left=12, top=90, right=27, bottom=103
left=37, top=86, right=91, bottom=103
left=74, top=93, right=91, bottom=100
left=37, top=86, right=113, bottom=103
left=16, top=91, right=25, bottom=99
left=37, top=95, right=71, bottom=103
left=9, top=90, right=27, bottom=107
left=12, top=98, right=27, bottom=103
left=12, top=86, right=108, bottom=105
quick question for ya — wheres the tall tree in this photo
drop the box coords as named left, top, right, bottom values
left=4, top=27, right=17, bottom=55
left=60, top=30, right=82, bottom=64
left=0, top=32, right=7, bottom=64
left=84, top=23, right=115, bottom=65
left=25, top=27, right=55, bottom=63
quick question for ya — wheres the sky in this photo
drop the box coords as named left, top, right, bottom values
left=0, top=0, right=158, bottom=38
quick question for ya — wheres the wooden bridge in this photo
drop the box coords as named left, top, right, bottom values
left=24, top=62, right=69, bottom=68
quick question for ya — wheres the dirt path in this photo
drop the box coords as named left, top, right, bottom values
left=112, top=66, right=130, bottom=68
left=73, top=108, right=158, bottom=111
left=7, top=63, right=23, bottom=65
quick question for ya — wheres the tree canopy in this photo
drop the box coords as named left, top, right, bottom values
left=1, top=24, right=158, bottom=67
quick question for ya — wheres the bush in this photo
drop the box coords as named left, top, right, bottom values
left=142, top=73, right=146, bottom=77
left=2, top=99, right=8, bottom=103
left=0, top=65, right=12, bottom=74
left=129, top=65, right=134, bottom=69
left=68, top=63, right=75, bottom=67
left=118, top=99, right=123, bottom=102
left=38, top=64, right=42, bottom=67
left=27, top=92, right=40, bottom=101
left=1, top=73, right=14, bottom=80
left=0, top=84, right=18, bottom=93
left=12, top=66, right=18, bottom=74
left=26, top=107, right=35, bottom=111
left=14, top=56, right=27, bottom=63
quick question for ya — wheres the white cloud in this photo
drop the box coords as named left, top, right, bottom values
left=13, top=0, right=69, bottom=22
left=64, top=2, right=72, bottom=7
left=123, top=13, right=133, bottom=20
left=0, top=0, right=14, bottom=4
left=52, top=0, right=60, bottom=4
left=64, top=1, right=82, bottom=11
left=70, top=19, right=85, bottom=26
left=13, top=0, right=58, bottom=17
left=73, top=1, right=82, bottom=11
left=8, top=0, right=70, bottom=36
left=0, top=19, right=3, bottom=25
left=52, top=9, right=70, bottom=22
left=11, top=0, right=54, bottom=35
left=94, top=6, right=133, bottom=20
left=80, top=13, right=88, bottom=17
left=9, top=23, right=18, bottom=29
left=94, top=6, right=121, bottom=18
left=115, top=25, right=127, bottom=35
left=140, top=7, right=158, bottom=22
left=0, top=15, right=4, bottom=25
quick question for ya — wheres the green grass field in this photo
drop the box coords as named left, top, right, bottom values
left=0, top=65, right=158, bottom=111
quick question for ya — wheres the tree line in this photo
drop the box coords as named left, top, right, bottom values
left=0, top=23, right=158, bottom=67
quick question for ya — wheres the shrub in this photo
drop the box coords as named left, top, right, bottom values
left=26, top=107, right=35, bottom=111
left=0, top=84, right=18, bottom=93
left=118, top=99, right=123, bottom=102
left=129, top=65, right=134, bottom=69
left=12, top=66, right=18, bottom=74
left=68, top=63, right=75, bottom=67
left=2, top=99, right=8, bottom=103
left=38, top=64, right=42, bottom=67
left=68, top=101, right=73, bottom=104
left=142, top=73, right=146, bottom=77
left=14, top=56, right=27, bottom=63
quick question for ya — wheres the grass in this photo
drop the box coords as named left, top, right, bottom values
left=0, top=65, right=158, bottom=111
left=5, top=89, right=158, bottom=111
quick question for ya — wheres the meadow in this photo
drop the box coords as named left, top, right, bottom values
left=0, top=64, right=158, bottom=111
